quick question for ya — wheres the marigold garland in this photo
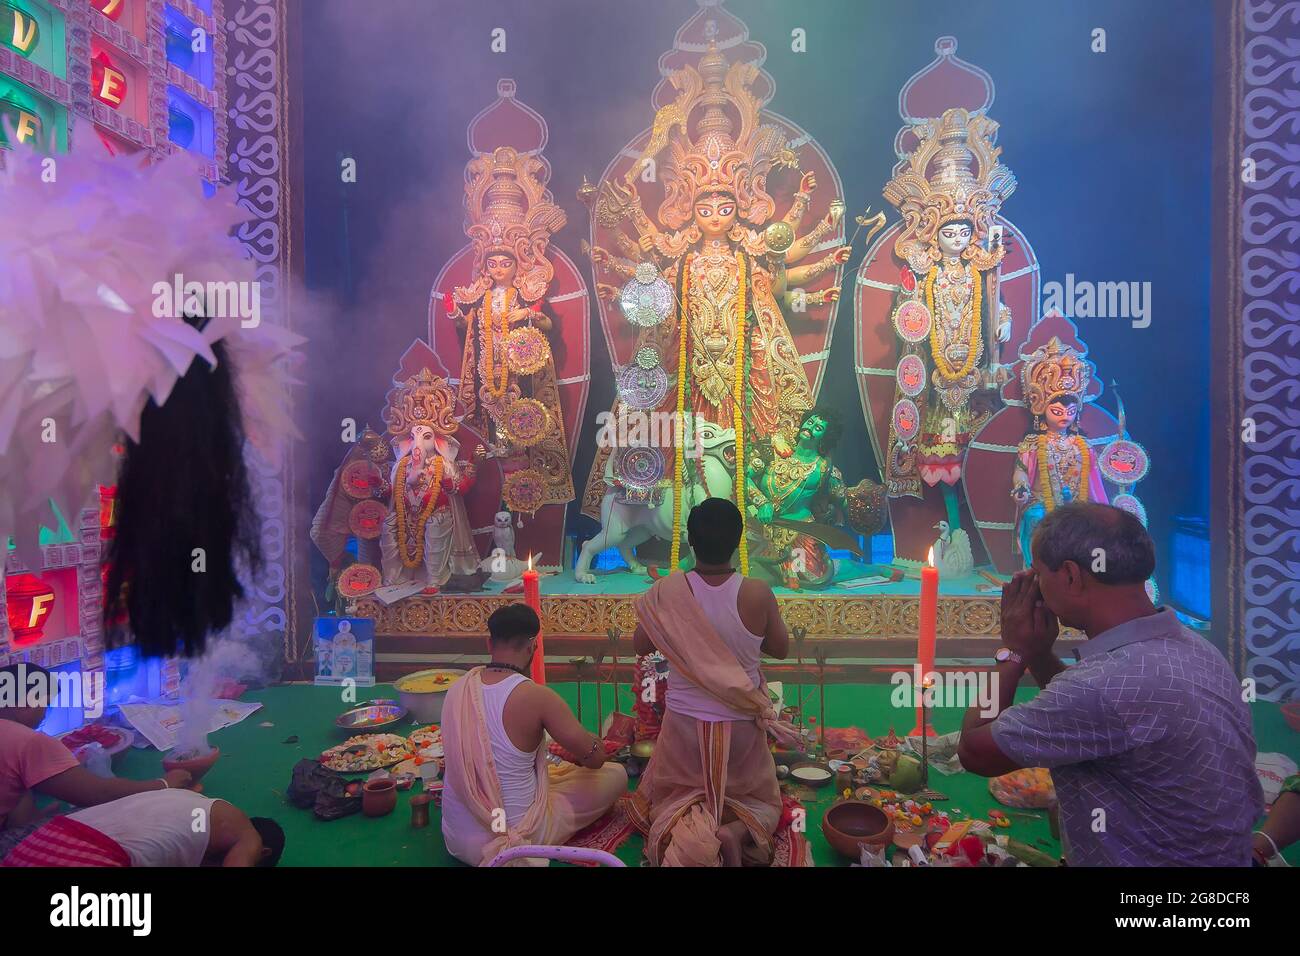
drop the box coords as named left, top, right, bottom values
left=670, top=257, right=691, bottom=570
left=1037, top=433, right=1090, bottom=512
left=733, top=250, right=749, bottom=575
left=925, top=263, right=982, bottom=383
left=393, top=455, right=445, bottom=568
left=480, top=287, right=514, bottom=399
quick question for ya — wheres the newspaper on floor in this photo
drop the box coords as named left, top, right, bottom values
left=118, top=699, right=263, bottom=752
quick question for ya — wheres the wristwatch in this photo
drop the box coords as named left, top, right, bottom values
left=993, top=647, right=1024, bottom=665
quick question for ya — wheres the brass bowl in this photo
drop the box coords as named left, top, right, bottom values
left=789, top=762, right=834, bottom=789
left=822, top=800, right=894, bottom=860
left=335, top=702, right=408, bottom=733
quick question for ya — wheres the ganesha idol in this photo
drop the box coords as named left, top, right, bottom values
left=380, top=419, right=485, bottom=591
left=309, top=366, right=490, bottom=601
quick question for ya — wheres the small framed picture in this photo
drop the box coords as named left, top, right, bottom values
left=314, top=617, right=375, bottom=687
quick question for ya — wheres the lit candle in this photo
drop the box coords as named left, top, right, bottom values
left=523, top=554, right=546, bottom=685
left=911, top=547, right=938, bottom=736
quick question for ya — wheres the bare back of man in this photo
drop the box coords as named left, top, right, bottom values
left=632, top=561, right=790, bottom=867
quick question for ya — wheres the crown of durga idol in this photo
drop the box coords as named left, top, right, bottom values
left=1020, top=336, right=1092, bottom=417
left=634, top=40, right=794, bottom=233
left=455, top=145, right=566, bottom=305
left=884, top=106, right=1017, bottom=275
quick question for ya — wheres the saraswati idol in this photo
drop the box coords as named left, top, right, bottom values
left=882, top=108, right=1016, bottom=529
left=443, top=146, right=573, bottom=515
left=586, top=41, right=850, bottom=569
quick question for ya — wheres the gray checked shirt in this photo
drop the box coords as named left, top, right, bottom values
left=991, top=608, right=1263, bottom=866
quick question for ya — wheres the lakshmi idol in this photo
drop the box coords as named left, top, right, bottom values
left=586, top=41, right=849, bottom=568
left=881, top=108, right=1016, bottom=533
left=1011, top=337, right=1108, bottom=566
left=443, top=146, right=574, bottom=515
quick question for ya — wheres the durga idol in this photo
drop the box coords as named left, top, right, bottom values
left=588, top=42, right=850, bottom=568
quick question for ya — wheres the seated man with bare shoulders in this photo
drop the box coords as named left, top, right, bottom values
left=630, top=497, right=793, bottom=867
left=440, top=604, right=627, bottom=866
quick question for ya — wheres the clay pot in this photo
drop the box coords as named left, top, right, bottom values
left=162, top=746, right=221, bottom=785
left=363, top=778, right=397, bottom=817
left=821, top=800, right=894, bottom=860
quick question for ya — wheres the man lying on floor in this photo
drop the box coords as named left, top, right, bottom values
left=630, top=497, right=796, bottom=866
left=0, top=662, right=195, bottom=859
left=440, top=603, right=627, bottom=866
left=2, top=788, right=285, bottom=867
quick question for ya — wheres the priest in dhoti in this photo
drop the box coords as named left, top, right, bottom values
left=630, top=498, right=797, bottom=866
left=440, top=604, right=627, bottom=866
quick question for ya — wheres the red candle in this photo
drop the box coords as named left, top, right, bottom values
left=523, top=555, right=546, bottom=685
left=911, top=547, right=938, bottom=736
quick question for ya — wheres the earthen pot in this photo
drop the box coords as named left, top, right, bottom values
left=822, top=800, right=894, bottom=860
left=162, top=746, right=221, bottom=785
left=363, top=778, right=397, bottom=818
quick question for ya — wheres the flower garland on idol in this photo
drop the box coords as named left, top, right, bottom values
left=732, top=250, right=748, bottom=575
left=1036, top=433, right=1091, bottom=512
left=670, top=256, right=692, bottom=570
left=393, top=455, right=445, bottom=568
left=924, top=263, right=982, bottom=382
left=479, top=286, right=515, bottom=399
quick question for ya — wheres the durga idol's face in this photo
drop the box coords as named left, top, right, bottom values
left=694, top=192, right=737, bottom=239
left=937, top=222, right=974, bottom=259
left=485, top=254, right=517, bottom=287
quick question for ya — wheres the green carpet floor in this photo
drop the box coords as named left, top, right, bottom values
left=111, top=683, right=1300, bottom=867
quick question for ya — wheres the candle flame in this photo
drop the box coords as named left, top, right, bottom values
left=527, top=553, right=533, bottom=572
left=926, top=546, right=935, bottom=567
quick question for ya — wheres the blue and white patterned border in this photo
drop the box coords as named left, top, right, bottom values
left=225, top=0, right=298, bottom=667
left=1238, top=0, right=1300, bottom=700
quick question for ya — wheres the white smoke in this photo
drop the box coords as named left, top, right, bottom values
left=173, top=635, right=261, bottom=757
